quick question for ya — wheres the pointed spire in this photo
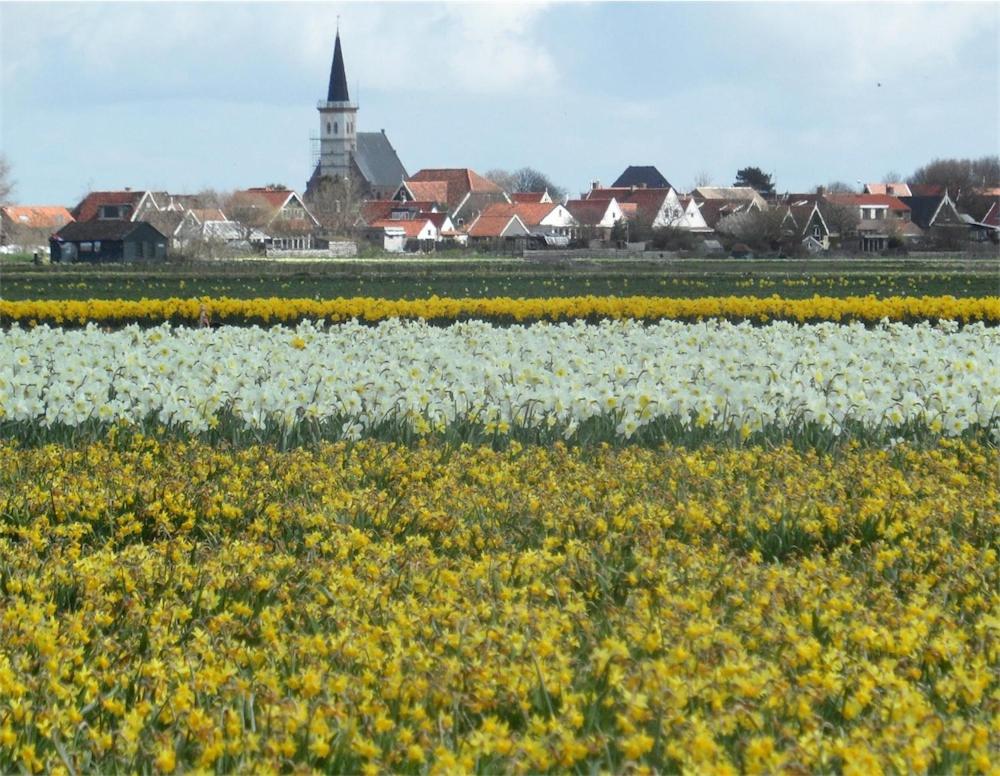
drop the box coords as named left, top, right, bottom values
left=327, top=30, right=350, bottom=102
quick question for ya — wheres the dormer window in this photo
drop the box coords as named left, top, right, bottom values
left=99, top=205, right=122, bottom=220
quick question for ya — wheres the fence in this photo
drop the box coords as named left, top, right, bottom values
left=265, top=242, right=357, bottom=259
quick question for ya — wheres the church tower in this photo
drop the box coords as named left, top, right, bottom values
left=316, top=31, right=357, bottom=181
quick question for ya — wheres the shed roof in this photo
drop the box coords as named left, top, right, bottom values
left=54, top=219, right=166, bottom=241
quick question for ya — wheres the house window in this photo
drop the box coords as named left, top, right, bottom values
left=334, top=122, right=338, bottom=134
left=812, top=225, right=821, bottom=238
left=93, top=241, right=101, bottom=252
left=80, top=242, right=93, bottom=252
left=327, top=122, right=331, bottom=134
left=100, top=206, right=120, bottom=219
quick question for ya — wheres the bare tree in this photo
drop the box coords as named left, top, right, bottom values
left=692, top=170, right=713, bottom=188
left=819, top=201, right=861, bottom=248
left=485, top=167, right=566, bottom=199
left=908, top=155, right=1000, bottom=199
left=883, top=169, right=903, bottom=183
left=0, top=154, right=13, bottom=204
left=306, top=175, right=362, bottom=237
left=716, top=208, right=788, bottom=252
left=823, top=181, right=857, bottom=194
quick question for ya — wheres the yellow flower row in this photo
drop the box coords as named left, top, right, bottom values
left=1, top=293, right=998, bottom=326
left=0, top=436, right=996, bottom=773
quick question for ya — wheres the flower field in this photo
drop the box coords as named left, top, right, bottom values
left=1, top=292, right=998, bottom=773
left=0, top=438, right=997, bottom=774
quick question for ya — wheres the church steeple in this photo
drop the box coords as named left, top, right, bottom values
left=327, top=31, right=350, bottom=103
left=315, top=26, right=358, bottom=183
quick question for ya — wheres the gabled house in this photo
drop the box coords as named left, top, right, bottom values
left=50, top=220, right=168, bottom=263
left=565, top=198, right=625, bottom=241
left=228, top=187, right=321, bottom=250
left=1, top=206, right=75, bottom=251
left=677, top=197, right=712, bottom=233
left=898, top=191, right=963, bottom=230
left=476, top=202, right=577, bottom=244
left=367, top=217, right=438, bottom=242
left=511, top=190, right=552, bottom=204
left=587, top=186, right=686, bottom=230
left=71, top=190, right=156, bottom=223
left=825, top=194, right=916, bottom=252
left=611, top=165, right=672, bottom=190
left=395, top=168, right=510, bottom=228
left=465, top=212, right=530, bottom=246
left=782, top=201, right=831, bottom=250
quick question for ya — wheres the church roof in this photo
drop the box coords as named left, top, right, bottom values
left=354, top=132, right=408, bottom=189
left=327, top=32, right=350, bottom=102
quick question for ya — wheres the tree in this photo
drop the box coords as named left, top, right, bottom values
left=484, top=167, right=566, bottom=200
left=907, top=156, right=1000, bottom=200
left=0, top=154, right=13, bottom=204
left=733, top=166, right=775, bottom=197
left=883, top=170, right=903, bottom=184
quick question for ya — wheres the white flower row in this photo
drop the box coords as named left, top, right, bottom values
left=1, top=319, right=997, bottom=439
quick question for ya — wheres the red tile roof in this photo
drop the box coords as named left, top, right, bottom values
left=477, top=202, right=563, bottom=227
left=908, top=184, right=945, bottom=197
left=71, top=191, right=147, bottom=222
left=586, top=187, right=634, bottom=201
left=827, top=194, right=910, bottom=211
left=1, top=205, right=74, bottom=230
left=407, top=169, right=504, bottom=211
left=402, top=181, right=450, bottom=206
left=467, top=214, right=524, bottom=238
left=236, top=188, right=294, bottom=210
left=369, top=218, right=435, bottom=239
left=511, top=191, right=547, bottom=203
left=189, top=208, right=226, bottom=223
left=565, top=199, right=614, bottom=226
left=864, top=183, right=912, bottom=197
left=982, top=201, right=998, bottom=227
left=361, top=199, right=437, bottom=223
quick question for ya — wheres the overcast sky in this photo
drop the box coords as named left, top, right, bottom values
left=1, top=1, right=997, bottom=205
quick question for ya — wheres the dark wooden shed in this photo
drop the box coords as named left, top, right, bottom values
left=50, top=220, right=168, bottom=263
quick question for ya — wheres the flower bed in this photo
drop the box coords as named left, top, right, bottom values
left=2, top=293, right=998, bottom=328
left=2, top=318, right=997, bottom=444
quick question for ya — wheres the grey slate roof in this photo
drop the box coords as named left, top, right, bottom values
left=354, top=132, right=408, bottom=189
left=612, top=165, right=672, bottom=190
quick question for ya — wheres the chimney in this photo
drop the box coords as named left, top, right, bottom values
left=639, top=183, right=647, bottom=189
left=381, top=128, right=385, bottom=134
left=591, top=180, right=600, bottom=190
left=124, top=187, right=131, bottom=192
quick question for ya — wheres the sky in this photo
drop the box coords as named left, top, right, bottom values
left=1, top=1, right=998, bottom=205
